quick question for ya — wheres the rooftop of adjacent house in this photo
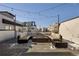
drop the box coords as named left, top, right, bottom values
left=23, top=21, right=36, bottom=26
left=0, top=11, right=15, bottom=17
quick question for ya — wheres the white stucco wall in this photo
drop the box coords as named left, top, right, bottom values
left=59, top=17, right=79, bottom=44
left=0, top=31, right=15, bottom=41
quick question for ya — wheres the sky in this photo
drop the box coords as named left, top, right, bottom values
left=0, top=3, right=79, bottom=28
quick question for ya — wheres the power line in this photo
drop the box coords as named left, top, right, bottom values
left=0, top=4, right=35, bottom=14
left=0, top=4, right=65, bottom=18
left=39, top=3, right=77, bottom=13
left=37, top=3, right=66, bottom=18
left=0, top=4, right=56, bottom=18
left=16, top=14, right=57, bottom=20
left=38, top=3, right=66, bottom=13
left=37, top=12, right=57, bottom=18
left=0, top=4, right=55, bottom=18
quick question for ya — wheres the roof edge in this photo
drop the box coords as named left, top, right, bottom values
left=60, top=16, right=79, bottom=23
left=0, top=11, right=15, bottom=17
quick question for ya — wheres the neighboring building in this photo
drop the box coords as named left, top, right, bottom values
left=0, top=11, right=23, bottom=31
left=0, top=11, right=23, bottom=41
left=15, top=20, right=23, bottom=32
left=23, top=21, right=38, bottom=32
left=0, top=11, right=15, bottom=30
left=41, top=27, right=48, bottom=32
left=48, top=23, right=59, bottom=33
left=59, top=16, right=79, bottom=44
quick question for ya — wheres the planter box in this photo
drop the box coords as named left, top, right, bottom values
left=32, top=38, right=51, bottom=43
left=17, top=35, right=33, bottom=44
left=54, top=42, right=68, bottom=48
left=17, top=40, right=28, bottom=44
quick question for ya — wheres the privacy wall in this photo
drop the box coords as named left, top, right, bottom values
left=59, top=17, right=79, bottom=44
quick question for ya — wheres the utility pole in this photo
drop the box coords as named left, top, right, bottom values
left=11, top=8, right=17, bottom=39
left=14, top=15, right=17, bottom=39
left=57, top=14, right=60, bottom=34
left=57, top=15, right=63, bottom=42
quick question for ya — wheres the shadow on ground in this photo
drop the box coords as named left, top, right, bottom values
left=21, top=52, right=75, bottom=56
